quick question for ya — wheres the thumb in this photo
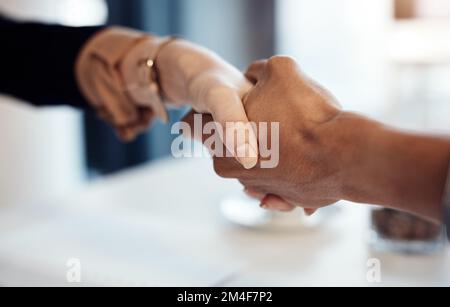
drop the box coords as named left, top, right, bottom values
left=245, top=60, right=268, bottom=84
left=207, top=86, right=259, bottom=169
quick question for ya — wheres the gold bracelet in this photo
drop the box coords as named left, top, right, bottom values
left=120, top=36, right=179, bottom=124
left=143, top=36, right=179, bottom=103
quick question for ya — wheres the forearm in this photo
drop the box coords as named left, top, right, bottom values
left=0, top=16, right=102, bottom=108
left=341, top=113, right=450, bottom=222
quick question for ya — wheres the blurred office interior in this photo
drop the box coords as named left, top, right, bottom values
left=0, top=0, right=449, bottom=286
left=1, top=0, right=450, bottom=204
left=0, top=0, right=275, bottom=206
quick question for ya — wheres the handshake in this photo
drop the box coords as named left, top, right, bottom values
left=182, top=56, right=346, bottom=214
left=76, top=27, right=450, bottom=222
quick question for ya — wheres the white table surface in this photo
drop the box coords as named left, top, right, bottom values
left=0, top=157, right=449, bottom=287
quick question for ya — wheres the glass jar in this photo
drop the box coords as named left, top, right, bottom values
left=370, top=207, right=446, bottom=254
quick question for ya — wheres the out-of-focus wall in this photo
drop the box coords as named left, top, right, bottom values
left=277, top=0, right=450, bottom=133
left=0, top=0, right=107, bottom=25
left=0, top=0, right=107, bottom=207
left=179, top=0, right=275, bottom=70
left=277, top=0, right=392, bottom=117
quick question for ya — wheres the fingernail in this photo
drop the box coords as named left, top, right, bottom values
left=236, top=143, right=258, bottom=169
left=304, top=209, right=317, bottom=217
left=260, top=203, right=269, bottom=210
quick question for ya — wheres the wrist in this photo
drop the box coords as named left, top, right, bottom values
left=76, top=27, right=170, bottom=139
left=340, top=114, right=450, bottom=221
left=156, top=39, right=244, bottom=108
left=156, top=39, right=218, bottom=104
left=338, top=114, right=394, bottom=205
left=321, top=111, right=383, bottom=203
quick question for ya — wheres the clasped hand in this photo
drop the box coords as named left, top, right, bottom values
left=78, top=29, right=360, bottom=214
left=185, top=56, right=355, bottom=214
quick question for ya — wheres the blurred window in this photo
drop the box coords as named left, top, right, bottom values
left=276, top=0, right=450, bottom=132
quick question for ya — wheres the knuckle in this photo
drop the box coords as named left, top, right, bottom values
left=213, top=159, right=224, bottom=177
left=267, top=56, right=298, bottom=73
left=267, top=56, right=300, bottom=81
left=238, top=179, right=252, bottom=187
left=214, top=157, right=252, bottom=179
left=213, top=158, right=234, bottom=179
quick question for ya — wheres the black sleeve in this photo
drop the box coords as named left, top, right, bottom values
left=0, top=15, right=103, bottom=108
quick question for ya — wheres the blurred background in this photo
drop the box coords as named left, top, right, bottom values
left=0, top=0, right=275, bottom=206
left=0, top=0, right=450, bottom=286
left=1, top=0, right=450, bottom=205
